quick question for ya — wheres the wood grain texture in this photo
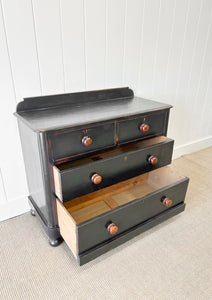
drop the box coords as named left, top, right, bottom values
left=64, top=172, right=149, bottom=213
left=53, top=165, right=62, bottom=201
left=71, top=201, right=111, bottom=224
left=56, top=199, right=77, bottom=257
left=62, top=166, right=186, bottom=225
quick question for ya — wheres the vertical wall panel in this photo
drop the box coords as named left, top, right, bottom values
left=60, top=0, right=86, bottom=92
left=32, top=0, right=64, bottom=94
left=1, top=0, right=212, bottom=220
left=184, top=0, right=212, bottom=142
left=0, top=3, right=28, bottom=201
left=202, top=70, right=212, bottom=136
left=0, top=169, right=6, bottom=204
left=193, top=11, right=212, bottom=140
left=1, top=0, right=41, bottom=100
left=164, top=0, right=189, bottom=102
left=171, top=0, right=201, bottom=145
left=175, top=0, right=201, bottom=103
left=152, top=0, right=175, bottom=99
left=163, top=0, right=189, bottom=146
left=123, top=0, right=145, bottom=91
left=105, top=0, right=126, bottom=88
left=84, top=0, right=106, bottom=89
left=137, top=0, right=161, bottom=97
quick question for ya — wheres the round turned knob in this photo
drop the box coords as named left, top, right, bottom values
left=107, top=223, right=118, bottom=235
left=91, top=173, right=102, bottom=185
left=161, top=196, right=172, bottom=207
left=140, top=123, right=150, bottom=133
left=82, top=136, right=92, bottom=147
left=148, top=155, right=158, bottom=165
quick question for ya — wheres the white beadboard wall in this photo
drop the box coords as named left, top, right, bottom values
left=0, top=0, right=212, bottom=221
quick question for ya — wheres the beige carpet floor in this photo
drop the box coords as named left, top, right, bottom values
left=0, top=147, right=212, bottom=300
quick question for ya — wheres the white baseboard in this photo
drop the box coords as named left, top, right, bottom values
left=0, top=195, right=30, bottom=222
left=173, top=135, right=212, bottom=159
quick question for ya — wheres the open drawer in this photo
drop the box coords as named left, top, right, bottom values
left=56, top=166, right=189, bottom=265
left=53, top=136, right=174, bottom=202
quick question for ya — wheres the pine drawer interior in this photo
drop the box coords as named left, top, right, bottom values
left=56, top=166, right=188, bottom=257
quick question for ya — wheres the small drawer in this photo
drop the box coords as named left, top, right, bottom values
left=48, top=122, right=115, bottom=162
left=56, top=166, right=189, bottom=262
left=118, top=111, right=167, bottom=144
left=53, top=136, right=174, bottom=202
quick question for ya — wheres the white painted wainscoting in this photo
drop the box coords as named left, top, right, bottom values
left=0, top=0, right=212, bottom=221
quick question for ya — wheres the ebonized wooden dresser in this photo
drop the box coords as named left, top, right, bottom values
left=15, top=87, right=189, bottom=265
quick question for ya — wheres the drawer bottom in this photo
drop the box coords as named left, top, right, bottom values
left=78, top=202, right=185, bottom=265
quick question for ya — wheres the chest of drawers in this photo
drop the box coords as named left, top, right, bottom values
left=15, top=87, right=189, bottom=265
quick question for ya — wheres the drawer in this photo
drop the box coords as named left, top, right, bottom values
left=48, top=122, right=115, bottom=162
left=56, top=166, right=189, bottom=260
left=118, top=111, right=167, bottom=144
left=53, top=136, right=174, bottom=202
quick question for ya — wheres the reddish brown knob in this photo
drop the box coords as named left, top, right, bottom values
left=162, top=197, right=172, bottom=207
left=82, top=136, right=92, bottom=147
left=140, top=123, right=150, bottom=133
left=107, top=223, right=118, bottom=235
left=91, top=173, right=102, bottom=185
left=148, top=155, right=158, bottom=165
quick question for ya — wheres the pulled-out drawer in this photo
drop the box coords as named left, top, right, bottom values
left=53, top=136, right=174, bottom=202
left=48, top=122, right=115, bottom=162
left=56, top=166, right=189, bottom=265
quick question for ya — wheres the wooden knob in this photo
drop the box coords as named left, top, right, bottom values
left=82, top=136, right=92, bottom=147
left=140, top=123, right=150, bottom=133
left=91, top=173, right=102, bottom=185
left=162, top=197, right=172, bottom=207
left=148, top=155, right=158, bottom=165
left=107, top=223, right=118, bottom=235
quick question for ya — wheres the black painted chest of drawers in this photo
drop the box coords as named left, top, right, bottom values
left=15, top=87, right=189, bottom=265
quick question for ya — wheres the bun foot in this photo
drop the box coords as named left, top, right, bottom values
left=30, top=209, right=36, bottom=216
left=49, top=237, right=63, bottom=247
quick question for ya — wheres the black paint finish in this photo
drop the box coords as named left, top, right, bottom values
left=48, top=122, right=115, bottom=162
left=118, top=111, right=168, bottom=144
left=15, top=88, right=171, bottom=132
left=17, top=87, right=134, bottom=112
left=76, top=178, right=189, bottom=254
left=78, top=202, right=186, bottom=265
left=56, top=137, right=174, bottom=202
left=15, top=87, right=188, bottom=265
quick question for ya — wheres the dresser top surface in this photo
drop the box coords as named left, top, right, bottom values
left=15, top=88, right=171, bottom=132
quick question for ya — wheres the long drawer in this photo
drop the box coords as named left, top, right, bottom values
left=56, top=166, right=189, bottom=262
left=53, top=136, right=174, bottom=202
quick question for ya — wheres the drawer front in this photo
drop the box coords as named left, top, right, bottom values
left=118, top=112, right=167, bottom=144
left=77, top=178, right=188, bottom=254
left=48, top=122, right=115, bottom=162
left=78, top=202, right=186, bottom=265
left=54, top=138, right=174, bottom=202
